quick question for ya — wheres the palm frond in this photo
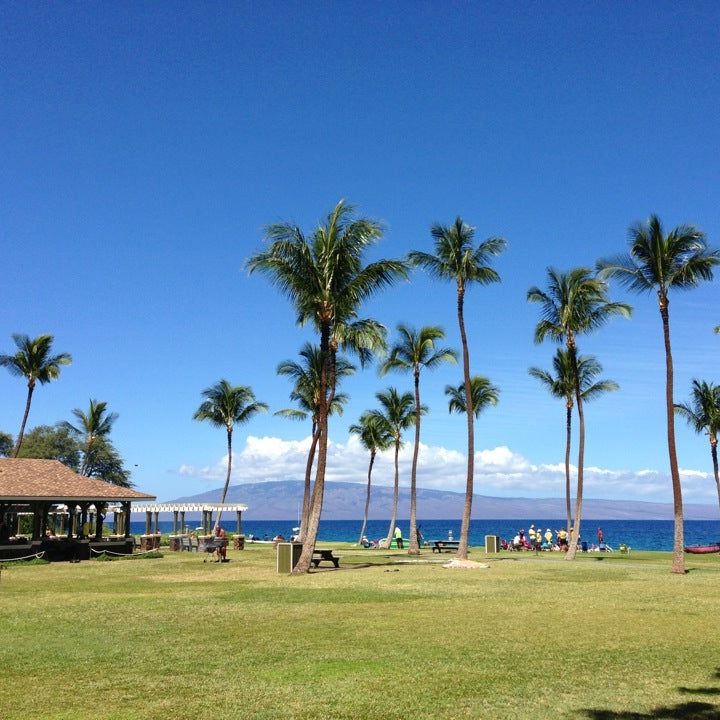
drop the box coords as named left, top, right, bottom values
left=274, top=408, right=309, bottom=421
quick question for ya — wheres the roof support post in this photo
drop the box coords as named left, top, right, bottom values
left=95, top=503, right=105, bottom=540
left=31, top=502, right=42, bottom=541
left=122, top=502, right=131, bottom=537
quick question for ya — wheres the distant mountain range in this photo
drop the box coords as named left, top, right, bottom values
left=169, top=480, right=719, bottom=521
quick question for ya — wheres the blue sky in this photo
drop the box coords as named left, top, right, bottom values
left=2, top=2, right=719, bottom=507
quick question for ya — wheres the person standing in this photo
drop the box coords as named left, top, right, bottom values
left=215, top=525, right=227, bottom=562
left=394, top=525, right=404, bottom=550
left=597, top=527, right=604, bottom=544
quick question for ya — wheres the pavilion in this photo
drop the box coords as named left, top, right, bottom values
left=0, top=458, right=155, bottom=561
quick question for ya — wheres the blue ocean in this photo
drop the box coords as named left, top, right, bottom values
left=130, top=518, right=720, bottom=551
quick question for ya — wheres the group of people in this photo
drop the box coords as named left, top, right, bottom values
left=503, top=524, right=607, bottom=552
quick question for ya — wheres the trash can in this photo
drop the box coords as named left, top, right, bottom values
left=277, top=542, right=303, bottom=573
left=485, top=535, right=501, bottom=553
left=233, top=535, right=245, bottom=551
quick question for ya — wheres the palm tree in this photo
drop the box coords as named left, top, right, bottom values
left=528, top=268, right=630, bottom=560
left=445, top=375, right=500, bottom=418
left=247, top=200, right=407, bottom=572
left=409, top=218, right=506, bottom=560
left=529, top=350, right=619, bottom=533
left=675, top=380, right=720, bottom=513
left=0, top=334, right=72, bottom=456
left=193, top=380, right=268, bottom=530
left=349, top=412, right=393, bottom=545
left=381, top=324, right=457, bottom=554
left=598, top=216, right=719, bottom=573
left=368, top=388, right=418, bottom=549
left=275, top=343, right=354, bottom=541
left=62, top=399, right=119, bottom=476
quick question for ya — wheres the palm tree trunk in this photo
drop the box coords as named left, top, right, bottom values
left=385, top=440, right=401, bottom=548
left=214, top=428, right=233, bottom=531
left=81, top=437, right=94, bottom=477
left=660, top=297, right=685, bottom=574
left=299, top=423, right=319, bottom=543
left=358, top=450, right=376, bottom=545
left=293, top=323, right=331, bottom=574
left=13, top=383, right=35, bottom=457
left=408, top=369, right=421, bottom=555
left=711, top=439, right=720, bottom=513
left=457, top=285, right=473, bottom=560
left=566, top=343, right=584, bottom=561
left=565, top=403, right=573, bottom=534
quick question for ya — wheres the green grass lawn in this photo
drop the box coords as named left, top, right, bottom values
left=1, top=545, right=719, bottom=720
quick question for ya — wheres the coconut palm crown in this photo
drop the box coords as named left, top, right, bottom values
left=675, top=379, right=720, bottom=512
left=193, top=380, right=268, bottom=529
left=381, top=324, right=457, bottom=554
left=445, top=375, right=500, bottom=419
left=0, top=334, right=72, bottom=457
left=63, top=399, right=118, bottom=476
left=598, top=215, right=719, bottom=574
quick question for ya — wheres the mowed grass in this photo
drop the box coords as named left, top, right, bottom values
left=1, top=545, right=719, bottom=720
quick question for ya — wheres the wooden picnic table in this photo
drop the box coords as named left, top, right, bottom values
left=432, top=540, right=460, bottom=553
left=311, top=548, right=340, bottom=568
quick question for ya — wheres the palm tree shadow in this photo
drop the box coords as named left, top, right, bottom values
left=582, top=668, right=720, bottom=718
left=679, top=688, right=720, bottom=696
left=582, top=702, right=718, bottom=719
left=678, top=668, right=720, bottom=696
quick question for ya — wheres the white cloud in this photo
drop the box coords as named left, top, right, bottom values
left=177, top=435, right=719, bottom=504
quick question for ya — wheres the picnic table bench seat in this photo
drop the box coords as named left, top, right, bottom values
left=311, top=549, right=340, bottom=568
left=432, top=540, right=460, bottom=553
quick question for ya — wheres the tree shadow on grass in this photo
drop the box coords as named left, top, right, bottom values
left=582, top=701, right=718, bottom=719
left=582, top=668, right=720, bottom=719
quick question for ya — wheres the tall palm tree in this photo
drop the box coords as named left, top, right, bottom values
left=275, top=343, right=354, bottom=541
left=248, top=200, right=407, bottom=572
left=349, top=412, right=393, bottom=545
left=528, top=268, right=630, bottom=560
left=675, top=380, right=720, bottom=513
left=529, top=350, right=619, bottom=533
left=63, top=399, right=119, bottom=476
left=598, top=216, right=719, bottom=573
left=381, top=324, right=457, bottom=554
left=368, top=388, right=418, bottom=549
left=409, top=218, right=506, bottom=560
left=0, top=334, right=72, bottom=456
left=193, top=380, right=268, bottom=529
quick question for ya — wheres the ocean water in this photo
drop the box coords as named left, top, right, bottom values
left=129, top=518, right=720, bottom=551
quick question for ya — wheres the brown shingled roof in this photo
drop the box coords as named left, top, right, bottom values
left=0, top=459, right=156, bottom=502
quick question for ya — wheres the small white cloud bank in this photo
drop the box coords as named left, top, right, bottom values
left=177, top=435, right=718, bottom=504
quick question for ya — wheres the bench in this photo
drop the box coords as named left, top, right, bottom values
left=432, top=540, right=460, bottom=553
left=179, top=536, right=197, bottom=552
left=311, top=549, right=340, bottom=568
